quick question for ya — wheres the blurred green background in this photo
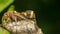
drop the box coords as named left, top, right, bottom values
left=0, top=0, right=60, bottom=34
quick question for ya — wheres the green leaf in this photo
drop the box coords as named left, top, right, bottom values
left=7, top=5, right=15, bottom=12
left=0, top=27, right=10, bottom=34
left=0, top=0, right=14, bottom=12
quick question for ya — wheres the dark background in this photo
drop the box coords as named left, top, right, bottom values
left=0, top=0, right=60, bottom=34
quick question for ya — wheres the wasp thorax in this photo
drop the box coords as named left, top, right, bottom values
left=2, top=10, right=43, bottom=34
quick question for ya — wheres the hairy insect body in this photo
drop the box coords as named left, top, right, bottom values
left=2, top=10, right=43, bottom=34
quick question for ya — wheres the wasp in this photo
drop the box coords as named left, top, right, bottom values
left=1, top=10, right=43, bottom=34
